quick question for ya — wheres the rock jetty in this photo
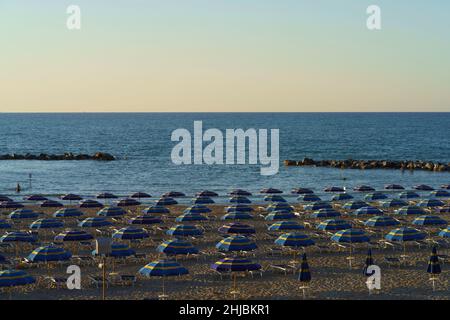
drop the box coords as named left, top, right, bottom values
left=284, top=158, right=450, bottom=172
left=0, top=152, right=115, bottom=161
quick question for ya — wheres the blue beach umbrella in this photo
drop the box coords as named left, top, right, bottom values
left=275, top=233, right=315, bottom=248
left=157, top=239, right=198, bottom=256
left=60, top=193, right=82, bottom=201
left=324, top=186, right=345, bottom=192
left=53, top=208, right=84, bottom=218
left=162, top=191, right=186, bottom=198
left=221, top=212, right=254, bottom=220
left=40, top=200, right=63, bottom=208
left=265, top=211, right=296, bottom=221
left=79, top=199, right=103, bottom=208
left=129, top=215, right=162, bottom=225
left=143, top=205, right=170, bottom=214
left=385, top=227, right=426, bottom=242
left=211, top=257, right=261, bottom=272
left=441, top=184, right=450, bottom=190
left=97, top=206, right=126, bottom=217
left=414, top=184, right=434, bottom=191
left=0, top=270, right=36, bottom=287
left=229, top=189, right=252, bottom=196
left=264, top=195, right=287, bottom=203
left=166, top=225, right=203, bottom=237
left=30, top=218, right=64, bottom=229
left=304, top=201, right=332, bottom=211
left=310, top=208, right=341, bottom=218
left=437, top=206, right=450, bottom=214
left=266, top=203, right=293, bottom=212
left=176, top=213, right=208, bottom=222
left=191, top=196, right=214, bottom=205
left=92, top=242, right=135, bottom=257
left=0, top=196, right=12, bottom=202
left=268, top=221, right=304, bottom=231
left=0, top=219, right=12, bottom=229
left=218, top=223, right=256, bottom=235
left=417, top=199, right=445, bottom=208
left=291, top=188, right=314, bottom=194
left=385, top=184, right=405, bottom=190
left=331, top=229, right=370, bottom=244
left=380, top=199, right=408, bottom=208
left=331, top=193, right=354, bottom=201
left=364, top=216, right=400, bottom=227
left=97, top=192, right=118, bottom=199
left=399, top=191, right=420, bottom=199
left=298, top=194, right=321, bottom=202
left=216, top=235, right=257, bottom=252
left=229, top=196, right=251, bottom=204
left=27, top=245, right=71, bottom=262
left=78, top=217, right=112, bottom=228
left=196, top=190, right=219, bottom=197
left=0, top=201, right=24, bottom=209
left=9, top=209, right=39, bottom=220
left=117, top=198, right=141, bottom=207
left=155, top=197, right=178, bottom=206
left=0, top=231, right=36, bottom=243
left=430, top=190, right=450, bottom=198
left=260, top=188, right=283, bottom=194
left=54, top=230, right=93, bottom=242
left=438, top=226, right=450, bottom=238
left=317, top=219, right=352, bottom=231
left=112, top=227, right=149, bottom=240
left=185, top=205, right=212, bottom=214
left=24, top=194, right=48, bottom=201
left=130, top=192, right=151, bottom=199
left=352, top=206, right=383, bottom=216
left=412, top=215, right=447, bottom=226
left=395, top=205, right=426, bottom=215
left=225, top=205, right=253, bottom=213
left=354, top=185, right=375, bottom=192
left=343, top=201, right=369, bottom=210
left=364, top=192, right=388, bottom=201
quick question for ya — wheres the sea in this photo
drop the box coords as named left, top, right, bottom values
left=0, top=113, right=448, bottom=204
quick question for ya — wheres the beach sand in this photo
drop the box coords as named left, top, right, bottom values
left=1, top=203, right=449, bottom=300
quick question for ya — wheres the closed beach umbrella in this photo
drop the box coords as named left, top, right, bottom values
left=265, top=211, right=296, bottom=221
left=216, top=235, right=257, bottom=252
left=218, top=223, right=256, bottom=235
left=385, top=227, right=426, bottom=242
left=364, top=193, right=388, bottom=201
left=331, top=193, right=354, bottom=201
left=260, top=188, right=283, bottom=194
left=176, top=213, right=208, bottom=222
left=162, top=191, right=185, bottom=198
left=229, top=189, right=252, bottom=196
left=191, top=196, right=214, bottom=205
left=399, top=191, right=420, bottom=199
left=331, top=229, right=370, bottom=244
left=24, top=194, right=48, bottom=201
left=96, top=192, right=118, bottom=199
left=112, top=227, right=149, bottom=240
left=352, top=206, right=383, bottom=216
left=196, top=190, right=219, bottom=197
left=221, top=212, right=254, bottom=220
left=380, top=199, right=408, bottom=208
left=54, top=230, right=93, bottom=242
left=412, top=215, right=447, bottom=226
left=185, top=205, right=212, bottom=214
left=385, top=184, right=405, bottom=190
left=143, top=205, right=170, bottom=215
left=78, top=217, right=112, bottom=228
left=396, top=205, right=426, bottom=215
left=157, top=239, right=198, bottom=256
left=417, top=199, right=445, bottom=208
left=268, top=221, right=304, bottom=231
left=324, top=186, right=345, bottom=192
left=40, top=200, right=63, bottom=208
left=27, top=245, right=71, bottom=262
left=116, top=198, right=141, bottom=207
left=30, top=218, right=64, bottom=229
left=363, top=249, right=374, bottom=276
left=129, top=215, right=162, bottom=225
left=291, top=188, right=314, bottom=195
left=97, top=206, right=126, bottom=217
left=229, top=196, right=251, bottom=204
left=0, top=220, right=12, bottom=229
left=155, top=197, right=178, bottom=206
left=53, top=208, right=83, bottom=218
left=130, top=192, right=151, bottom=199
left=298, top=253, right=312, bottom=298
left=298, top=194, right=321, bottom=202
left=0, top=201, right=24, bottom=209
left=304, top=201, right=332, bottom=211
left=354, top=185, right=375, bottom=192
left=79, top=199, right=103, bottom=208
left=9, top=209, right=39, bottom=220
left=60, top=193, right=82, bottom=201
left=310, top=208, right=341, bottom=218
left=166, top=225, right=203, bottom=237
left=266, top=203, right=293, bottom=212
left=414, top=184, right=434, bottom=191
left=427, top=247, right=441, bottom=291
left=364, top=216, right=399, bottom=227
left=226, top=204, right=253, bottom=213
left=430, top=190, right=450, bottom=198
left=343, top=201, right=369, bottom=210
left=438, top=226, right=450, bottom=238
left=264, top=195, right=287, bottom=203
left=139, top=259, right=188, bottom=299
left=275, top=233, right=315, bottom=248
left=317, top=219, right=352, bottom=231
left=0, top=270, right=35, bottom=288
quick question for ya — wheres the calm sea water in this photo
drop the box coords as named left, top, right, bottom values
left=0, top=113, right=448, bottom=202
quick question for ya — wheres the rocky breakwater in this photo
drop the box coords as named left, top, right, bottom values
left=0, top=152, right=115, bottom=161
left=284, top=158, right=450, bottom=172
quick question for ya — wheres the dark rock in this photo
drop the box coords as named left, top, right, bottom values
left=93, top=152, right=115, bottom=161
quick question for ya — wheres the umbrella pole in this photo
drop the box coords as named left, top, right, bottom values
left=102, top=256, right=106, bottom=300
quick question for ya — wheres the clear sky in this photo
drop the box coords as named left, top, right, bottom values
left=1, top=0, right=449, bottom=112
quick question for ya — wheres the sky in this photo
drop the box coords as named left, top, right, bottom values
left=0, top=0, right=449, bottom=112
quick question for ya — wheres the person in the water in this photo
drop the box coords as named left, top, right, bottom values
left=16, top=183, right=21, bottom=193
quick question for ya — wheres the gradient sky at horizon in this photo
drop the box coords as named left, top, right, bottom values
left=1, top=0, right=449, bottom=112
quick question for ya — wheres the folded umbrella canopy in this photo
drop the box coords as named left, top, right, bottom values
left=298, top=253, right=312, bottom=298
